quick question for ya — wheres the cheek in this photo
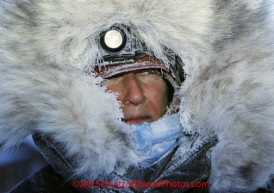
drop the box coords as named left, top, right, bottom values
left=103, top=79, right=123, bottom=100
left=145, top=80, right=169, bottom=119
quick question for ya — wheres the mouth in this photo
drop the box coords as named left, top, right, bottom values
left=123, top=116, right=152, bottom=125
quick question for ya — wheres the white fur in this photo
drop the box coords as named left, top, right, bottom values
left=0, top=64, right=141, bottom=179
left=1, top=0, right=274, bottom=191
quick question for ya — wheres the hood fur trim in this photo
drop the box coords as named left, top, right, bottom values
left=0, top=64, right=141, bottom=179
left=1, top=0, right=274, bottom=192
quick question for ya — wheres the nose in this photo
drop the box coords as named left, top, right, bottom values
left=122, top=73, right=145, bottom=106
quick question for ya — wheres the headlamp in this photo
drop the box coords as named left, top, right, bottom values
left=100, top=28, right=127, bottom=53
left=99, top=25, right=148, bottom=61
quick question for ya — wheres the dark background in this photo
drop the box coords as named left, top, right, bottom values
left=0, top=135, right=47, bottom=193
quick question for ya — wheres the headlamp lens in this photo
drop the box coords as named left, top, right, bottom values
left=104, top=30, right=123, bottom=49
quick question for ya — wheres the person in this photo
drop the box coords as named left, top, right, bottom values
left=1, top=0, right=274, bottom=192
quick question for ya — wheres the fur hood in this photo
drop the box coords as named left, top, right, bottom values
left=1, top=0, right=274, bottom=192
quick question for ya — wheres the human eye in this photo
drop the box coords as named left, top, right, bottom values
left=138, top=69, right=162, bottom=76
left=102, top=74, right=124, bottom=86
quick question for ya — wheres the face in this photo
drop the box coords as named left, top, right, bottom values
left=103, top=69, right=169, bottom=125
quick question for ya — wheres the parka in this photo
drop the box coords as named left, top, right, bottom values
left=1, top=0, right=274, bottom=192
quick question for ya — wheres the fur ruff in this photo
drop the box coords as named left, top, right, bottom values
left=1, top=0, right=274, bottom=192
